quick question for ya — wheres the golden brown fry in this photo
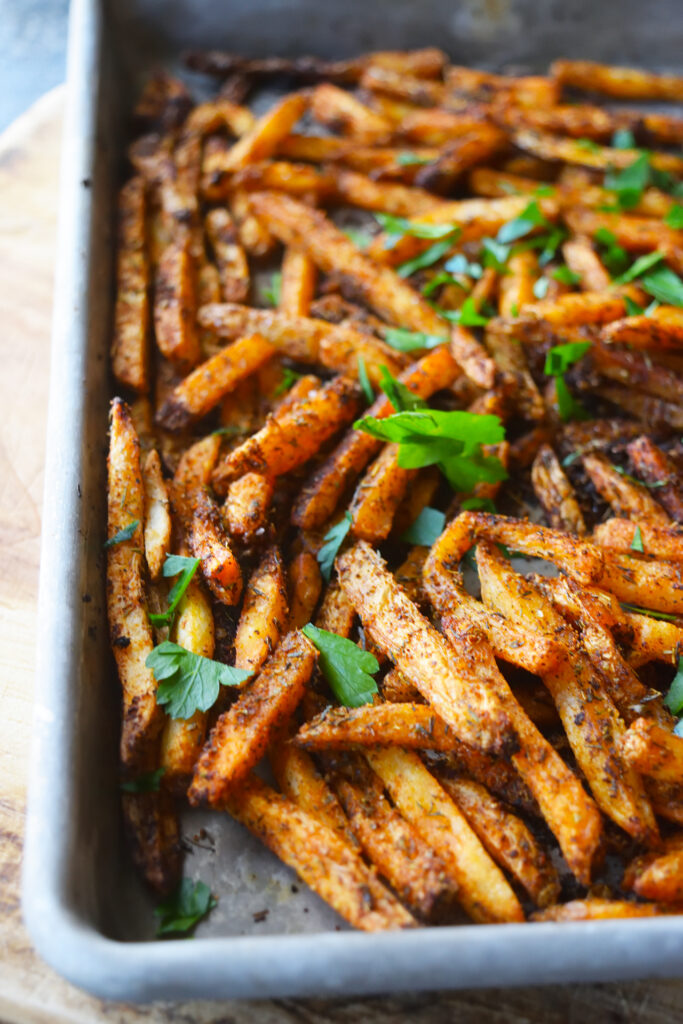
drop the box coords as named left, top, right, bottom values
left=551, top=59, right=683, bottom=101
left=512, top=128, right=683, bottom=175
left=107, top=398, right=163, bottom=770
left=360, top=65, right=446, bottom=106
left=311, top=83, right=392, bottom=142
left=160, top=577, right=215, bottom=789
left=603, top=306, right=683, bottom=351
left=205, top=208, right=250, bottom=303
left=112, top=177, right=150, bottom=393
left=223, top=773, right=415, bottom=930
left=594, top=518, right=683, bottom=563
left=624, top=837, right=683, bottom=903
left=331, top=756, right=460, bottom=921
left=212, top=375, right=360, bottom=494
left=485, top=322, right=546, bottom=421
left=583, top=452, right=671, bottom=525
left=234, top=546, right=289, bottom=673
left=446, top=66, right=558, bottom=107
left=287, top=551, right=322, bottom=630
left=224, top=472, right=274, bottom=543
left=249, top=191, right=447, bottom=334
left=399, top=107, right=490, bottom=145
left=562, top=236, right=611, bottom=293
left=516, top=290, right=628, bottom=327
left=627, top=436, right=683, bottom=523
left=597, top=386, right=683, bottom=431
left=531, top=899, right=672, bottom=922
left=626, top=610, right=683, bottom=668
left=190, top=490, right=243, bottom=606
left=565, top=207, right=683, bottom=268
left=315, top=580, right=356, bottom=637
left=279, top=247, right=317, bottom=317
left=337, top=541, right=515, bottom=756
left=450, top=325, right=497, bottom=390
left=381, top=667, right=423, bottom=704
left=190, top=630, right=316, bottom=806
left=157, top=334, right=276, bottom=430
left=468, top=166, right=542, bottom=198
left=228, top=185, right=274, bottom=257
left=295, top=702, right=460, bottom=753
left=410, top=127, right=507, bottom=194
left=122, top=790, right=182, bottom=895
left=498, top=250, right=538, bottom=318
left=367, top=747, right=524, bottom=924
left=531, top=444, right=586, bottom=534
left=621, top=718, right=683, bottom=786
left=141, top=449, right=172, bottom=580
left=439, top=776, right=560, bottom=908
left=327, top=166, right=444, bottom=217
left=154, top=237, right=201, bottom=372
left=593, top=339, right=683, bottom=405
left=349, top=444, right=417, bottom=543
left=170, top=433, right=221, bottom=532
left=217, top=92, right=308, bottom=173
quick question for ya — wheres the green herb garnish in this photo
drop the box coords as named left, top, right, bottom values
left=604, top=152, right=650, bottom=210
left=639, top=265, right=683, bottom=308
left=397, top=235, right=461, bottom=278
left=396, top=152, right=434, bottom=166
left=461, top=496, right=497, bottom=513
left=274, top=367, right=305, bottom=397
left=357, top=356, right=374, bottom=404
left=383, top=328, right=447, bottom=352
left=317, top=512, right=353, bottom=582
left=630, top=524, right=645, bottom=553
left=593, top=227, right=630, bottom=276
left=147, top=641, right=250, bottom=719
left=552, top=266, right=581, bottom=286
left=665, top=204, right=683, bottom=229
left=400, top=506, right=446, bottom=546
left=375, top=212, right=461, bottom=246
left=444, top=253, right=484, bottom=279
left=343, top=227, right=372, bottom=250
left=611, top=129, right=636, bottom=150
left=620, top=603, right=680, bottom=623
left=544, top=342, right=592, bottom=423
left=104, top=520, right=140, bottom=549
left=664, top=656, right=683, bottom=715
left=121, top=767, right=166, bottom=794
left=496, top=200, right=548, bottom=245
left=148, top=555, right=200, bottom=628
left=301, top=624, right=379, bottom=707
left=576, top=137, right=602, bottom=153
left=532, top=277, right=549, bottom=300
left=262, top=272, right=282, bottom=307
left=614, top=251, right=664, bottom=285
left=155, top=879, right=217, bottom=937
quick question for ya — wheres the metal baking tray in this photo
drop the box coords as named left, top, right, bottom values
left=22, top=0, right=683, bottom=1002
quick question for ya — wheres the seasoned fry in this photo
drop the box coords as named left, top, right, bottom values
left=154, top=237, right=201, bottom=372
left=603, top=306, right=683, bottom=351
left=626, top=609, right=683, bottom=668
left=170, top=433, right=221, bottom=531
left=624, top=837, right=683, bottom=903
left=141, top=449, right=172, bottom=580
left=190, top=491, right=243, bottom=606
left=596, top=386, right=683, bottom=431
left=107, top=399, right=163, bottom=770
left=621, top=717, right=683, bottom=786
left=583, top=452, right=671, bottom=525
left=512, top=128, right=683, bottom=175
left=315, top=580, right=356, bottom=637
left=627, top=436, right=683, bottom=522
left=295, top=702, right=461, bottom=753
left=223, top=774, right=415, bottom=930
left=328, top=166, right=444, bottom=216
left=592, top=341, right=682, bottom=405
left=190, top=630, right=316, bottom=806
left=594, top=518, right=683, bottom=562
left=216, top=92, right=308, bottom=173
left=279, top=247, right=317, bottom=317
left=551, top=59, right=683, bottom=101
left=234, top=546, right=289, bottom=673
left=205, top=208, right=250, bottom=302
left=531, top=899, right=672, bottom=922
left=311, top=83, right=392, bottom=142
left=287, top=551, right=323, bottom=630
left=224, top=472, right=274, bottom=542
left=122, top=791, right=182, bottom=895
left=367, top=747, right=524, bottom=924
left=349, top=444, right=417, bottom=543
left=112, top=177, right=150, bottom=393
left=562, top=236, right=611, bottom=293
left=531, top=444, right=586, bottom=534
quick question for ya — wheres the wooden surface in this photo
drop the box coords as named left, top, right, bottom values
left=2, top=86, right=683, bottom=1024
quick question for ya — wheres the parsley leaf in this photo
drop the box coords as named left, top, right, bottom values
left=544, top=342, right=592, bottom=376
left=534, top=184, right=556, bottom=197
left=552, top=266, right=581, bottom=286
left=397, top=236, right=460, bottom=278
left=480, top=237, right=511, bottom=272
left=396, top=152, right=433, bottom=166
left=422, top=271, right=461, bottom=297
left=435, top=295, right=489, bottom=327
left=639, top=265, right=683, bottom=308
left=611, top=128, right=636, bottom=150
left=343, top=227, right=372, bottom=250
left=620, top=603, right=680, bottom=622
left=461, top=496, right=497, bottom=513
left=274, top=366, right=305, bottom=397
left=104, top=520, right=140, bottom=549
left=624, top=295, right=645, bottom=316
left=614, top=251, right=664, bottom=285
left=400, top=506, right=446, bottom=545
left=317, top=512, right=353, bottom=582
left=121, top=767, right=165, bottom=793
left=576, top=137, right=602, bottom=153
left=594, top=227, right=630, bottom=276
left=148, top=555, right=200, bottom=628
left=532, top=277, right=549, bottom=300
left=375, top=212, right=460, bottom=242
left=147, top=641, right=250, bottom=719
left=301, top=624, right=378, bottom=707
left=383, top=328, right=447, bottom=352
left=630, top=524, right=645, bottom=553
left=155, top=879, right=217, bottom=937
left=262, top=272, right=282, bottom=307
left=605, top=152, right=650, bottom=210
left=378, top=366, right=428, bottom=413
left=496, top=200, right=548, bottom=245
left=357, top=356, right=374, bottom=404
left=665, top=204, right=683, bottom=229
left=664, top=656, right=683, bottom=716
left=444, top=253, right=483, bottom=279
left=555, top=377, right=591, bottom=423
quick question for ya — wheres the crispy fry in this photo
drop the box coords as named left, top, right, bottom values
left=367, top=747, right=524, bottom=924
left=217, top=92, right=308, bottom=173
left=295, top=702, right=460, bottom=753
left=624, top=837, right=683, bottom=902
left=531, top=899, right=672, bottom=922
left=205, top=208, right=250, bottom=302
left=349, top=444, right=417, bottom=543
left=315, top=580, right=356, bottom=637
left=112, top=177, right=150, bottom=393
left=224, top=472, right=274, bottom=542
left=190, top=490, right=243, bottom=606
left=597, top=386, right=683, bottom=431
left=603, top=306, right=683, bottom=351
left=485, top=322, right=545, bottom=421
left=531, top=444, right=586, bottom=534
left=189, top=630, right=316, bottom=806
left=234, top=546, right=289, bottom=673
left=327, top=166, right=444, bottom=217
left=626, top=610, right=683, bottom=668
left=562, top=236, right=611, bottom=293
left=141, top=449, right=172, bottom=580
left=311, top=83, right=392, bottom=142
left=410, top=127, right=507, bottom=194
left=279, top=247, right=317, bottom=317
left=621, top=717, right=683, bottom=786
left=565, top=207, right=683, bottom=268
left=107, top=399, right=163, bottom=770
left=627, top=436, right=683, bottom=522
left=223, top=773, right=415, bottom=930
left=122, top=791, right=182, bottom=895
left=154, top=237, right=201, bottom=372
left=512, top=128, right=683, bottom=175
left=516, top=290, right=629, bottom=327
left=551, top=59, right=683, bottom=101
left=592, top=340, right=683, bottom=405
left=594, top=518, right=683, bottom=563
left=287, top=551, right=322, bottom=630
left=170, top=433, right=221, bottom=531
left=212, top=375, right=360, bottom=494
left=583, top=452, right=671, bottom=525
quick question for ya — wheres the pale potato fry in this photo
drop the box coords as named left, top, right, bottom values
left=157, top=333, right=276, bottom=430
left=367, top=747, right=524, bottom=924
left=349, top=444, right=417, bottom=543
left=112, top=176, right=150, bottom=393
left=583, top=452, right=671, bottom=525
left=562, top=236, right=611, bottom=293
left=160, top=577, right=215, bottom=789
left=337, top=540, right=516, bottom=756
left=627, top=436, right=683, bottom=523
left=212, top=375, right=361, bottom=494
left=279, top=247, right=317, bottom=317
left=224, top=472, right=274, bottom=542
left=531, top=899, right=673, bottom=922
left=439, top=776, right=560, bottom=907
left=603, top=306, right=683, bottom=351
left=621, top=718, right=683, bottom=786
left=249, top=191, right=447, bottom=334
left=107, top=398, right=163, bottom=770
left=531, top=444, right=586, bottom=534
left=189, top=630, right=316, bottom=806
left=292, top=345, right=459, bottom=529
left=594, top=518, right=683, bottom=563
left=122, top=791, right=182, bottom=895
left=223, top=773, right=415, bottom=930
left=154, top=236, right=201, bottom=372
left=234, top=546, right=289, bottom=673
left=551, top=59, right=683, bottom=101
left=287, top=551, right=322, bottom=630
left=205, top=207, right=250, bottom=302
left=141, top=449, right=172, bottom=580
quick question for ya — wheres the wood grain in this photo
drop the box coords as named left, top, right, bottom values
left=2, top=85, right=683, bottom=1024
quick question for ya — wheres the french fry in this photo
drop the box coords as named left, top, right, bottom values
left=154, top=237, right=201, bottom=372
left=512, top=128, right=683, bottom=175
left=349, top=444, right=417, bottom=543
left=627, top=436, right=683, bottom=522
left=399, top=107, right=491, bottom=146
left=311, top=83, right=392, bottom=142
left=592, top=340, right=683, bottom=405
left=160, top=576, right=215, bottom=789
left=515, top=290, right=629, bottom=327
left=562, top=236, right=611, bottom=293
left=295, top=702, right=460, bottom=753
left=409, top=127, right=506, bottom=193
left=531, top=444, right=586, bottom=534
left=596, top=386, right=683, bottom=431
left=157, top=333, right=277, bottom=430
left=248, top=191, right=448, bottom=334
left=121, top=791, right=182, bottom=895
left=446, top=66, right=559, bottom=107
left=279, top=247, right=317, bottom=317
left=381, top=667, right=423, bottom=704
left=391, top=466, right=440, bottom=542
left=583, top=452, right=671, bottom=525
left=603, top=306, right=683, bottom=351
left=315, top=580, right=356, bottom=637
left=327, top=166, right=444, bottom=217
left=367, top=747, right=524, bottom=923
left=141, top=449, right=172, bottom=580
left=439, top=775, right=560, bottom=907
left=485, top=322, right=546, bottom=421
left=468, top=166, right=541, bottom=198
left=531, top=899, right=672, bottom=922
left=621, top=717, right=683, bottom=786
left=228, top=185, right=274, bottom=256
left=224, top=472, right=274, bottom=543
left=625, top=609, right=683, bottom=668
left=112, top=177, right=150, bottom=393
left=565, top=207, right=683, bottom=268
left=551, top=59, right=683, bottom=101
left=337, top=541, right=516, bottom=756
left=170, top=433, right=221, bottom=532
left=624, top=836, right=683, bottom=902
left=205, top=208, right=250, bottom=302
left=216, top=92, right=308, bottom=173
left=594, top=518, right=683, bottom=563
left=189, top=630, right=316, bottom=806
left=107, top=399, right=163, bottom=770
left=212, top=375, right=361, bottom=494
left=330, top=754, right=460, bottom=921
left=190, top=489, right=243, bottom=606
left=360, top=65, right=447, bottom=107
left=292, top=345, right=459, bottom=529
left=223, top=773, right=415, bottom=930
left=234, top=546, right=289, bottom=673
left=287, top=551, right=322, bottom=630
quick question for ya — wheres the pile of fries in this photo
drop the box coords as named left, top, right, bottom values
left=107, top=49, right=683, bottom=932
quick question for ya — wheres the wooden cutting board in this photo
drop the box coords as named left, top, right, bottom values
left=2, top=86, right=683, bottom=1024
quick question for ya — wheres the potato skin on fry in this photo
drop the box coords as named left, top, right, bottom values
left=122, top=790, right=182, bottom=895
left=224, top=472, right=274, bottom=542
left=112, top=177, right=150, bottom=393
left=621, top=718, right=683, bottom=786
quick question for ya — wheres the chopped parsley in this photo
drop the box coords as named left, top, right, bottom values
left=317, top=512, right=353, bottom=582
left=104, top=520, right=140, bottom=549
left=383, top=328, right=447, bottom=352
left=664, top=656, right=683, bottom=716
left=148, top=555, right=200, bottom=629
left=155, top=879, right=217, bottom=938
left=357, top=356, right=374, bottom=404
left=544, top=342, right=592, bottom=423
left=121, top=767, right=165, bottom=794
left=630, top=525, right=645, bottom=553
left=262, top=272, right=282, bottom=307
